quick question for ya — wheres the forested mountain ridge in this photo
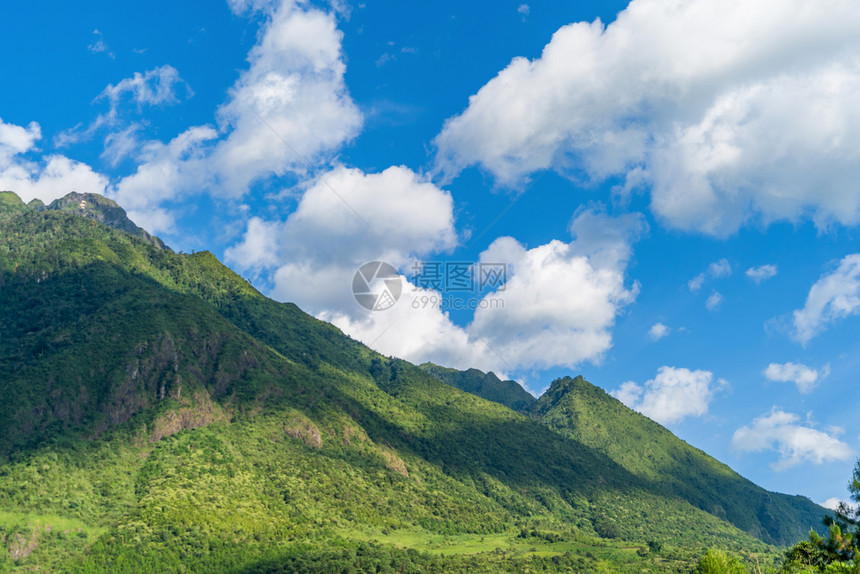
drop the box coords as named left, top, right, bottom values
left=419, top=362, right=537, bottom=413
left=0, top=191, right=824, bottom=572
left=3, top=191, right=166, bottom=248
left=422, top=366, right=826, bottom=547
left=531, top=376, right=825, bottom=546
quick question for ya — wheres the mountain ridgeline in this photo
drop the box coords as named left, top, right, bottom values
left=421, top=366, right=825, bottom=547
left=535, top=376, right=823, bottom=545
left=0, top=191, right=825, bottom=572
left=419, top=362, right=537, bottom=413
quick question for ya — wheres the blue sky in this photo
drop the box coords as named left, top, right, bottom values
left=2, top=0, right=860, bottom=508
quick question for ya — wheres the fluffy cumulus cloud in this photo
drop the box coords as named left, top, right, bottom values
left=792, top=254, right=860, bottom=345
left=228, top=203, right=643, bottom=373
left=764, top=361, right=830, bottom=394
left=233, top=165, right=458, bottom=314
left=434, top=0, right=860, bottom=235
left=324, top=284, right=506, bottom=374
left=224, top=164, right=505, bottom=372
left=0, top=118, right=41, bottom=165
left=747, top=264, right=778, bottom=284
left=468, top=210, right=643, bottom=370
left=209, top=0, right=362, bottom=196
left=222, top=216, right=282, bottom=272
left=0, top=117, right=108, bottom=204
left=112, top=126, right=219, bottom=234
left=611, top=366, right=726, bottom=425
left=732, top=408, right=854, bottom=470
left=107, top=0, right=362, bottom=228
left=4, top=1, right=351, bottom=232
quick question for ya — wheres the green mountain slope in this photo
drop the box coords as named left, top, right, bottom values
left=0, top=192, right=813, bottom=572
left=531, top=376, right=825, bottom=546
left=419, top=363, right=537, bottom=413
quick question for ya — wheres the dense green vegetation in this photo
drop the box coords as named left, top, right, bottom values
left=775, top=460, right=860, bottom=573
left=529, top=375, right=825, bottom=546
left=419, top=362, right=537, bottom=413
left=0, top=192, right=827, bottom=572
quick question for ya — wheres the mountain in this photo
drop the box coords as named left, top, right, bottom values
left=0, top=192, right=820, bottom=572
left=419, top=363, right=536, bottom=413
left=429, top=366, right=826, bottom=547
left=31, top=191, right=165, bottom=249
left=530, top=376, right=826, bottom=546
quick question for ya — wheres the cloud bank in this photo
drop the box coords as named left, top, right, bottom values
left=732, top=408, right=853, bottom=470
left=435, top=0, right=860, bottom=235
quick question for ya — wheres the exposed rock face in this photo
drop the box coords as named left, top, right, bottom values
left=43, top=192, right=167, bottom=250
left=284, top=413, right=323, bottom=449
left=150, top=390, right=228, bottom=442
left=8, top=530, right=38, bottom=561
left=379, top=447, right=409, bottom=478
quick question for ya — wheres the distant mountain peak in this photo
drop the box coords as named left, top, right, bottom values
left=0, top=191, right=27, bottom=214
left=0, top=190, right=168, bottom=250
left=533, top=375, right=593, bottom=411
left=43, top=192, right=167, bottom=249
left=551, top=374, right=587, bottom=388
left=419, top=362, right=537, bottom=413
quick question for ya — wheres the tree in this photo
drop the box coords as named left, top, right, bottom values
left=695, top=548, right=747, bottom=574
left=781, top=459, right=860, bottom=572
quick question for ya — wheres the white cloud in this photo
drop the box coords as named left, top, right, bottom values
left=112, top=126, right=219, bottom=234
left=764, top=361, right=830, bottom=393
left=324, top=283, right=505, bottom=375
left=87, top=29, right=114, bottom=59
left=732, top=408, right=854, bottom=470
left=821, top=497, right=850, bottom=512
left=229, top=201, right=642, bottom=373
left=0, top=118, right=41, bottom=166
left=223, top=216, right=281, bottom=273
left=709, top=259, right=732, bottom=278
left=227, top=0, right=279, bottom=14
left=209, top=0, right=362, bottom=196
left=0, top=117, right=108, bottom=204
left=567, top=206, right=647, bottom=270
left=648, top=322, right=670, bottom=341
left=101, top=125, right=143, bottom=167
left=227, top=165, right=458, bottom=315
left=109, top=0, right=363, bottom=225
left=0, top=155, right=108, bottom=205
left=226, top=164, right=504, bottom=373
left=688, top=258, right=731, bottom=291
left=746, top=264, right=778, bottom=283
left=614, top=381, right=643, bottom=407
left=434, top=0, right=860, bottom=235
left=100, top=65, right=191, bottom=117
left=688, top=274, right=706, bottom=292
left=55, top=66, right=190, bottom=152
left=281, top=166, right=457, bottom=269
left=468, top=241, right=637, bottom=370
left=706, top=291, right=723, bottom=311
left=611, top=366, right=725, bottom=425
left=517, top=4, right=530, bottom=20
left=792, top=254, right=860, bottom=345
